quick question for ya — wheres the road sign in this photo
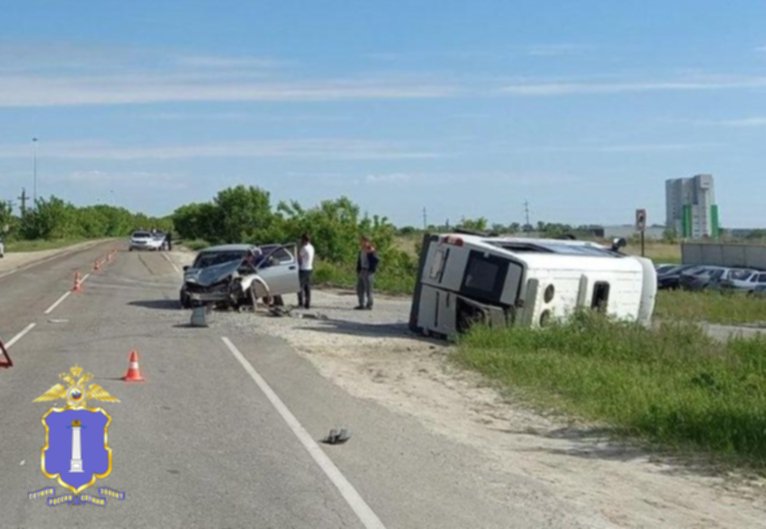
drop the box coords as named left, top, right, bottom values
left=635, top=209, right=647, bottom=232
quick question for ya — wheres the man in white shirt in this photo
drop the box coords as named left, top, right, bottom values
left=297, top=233, right=315, bottom=309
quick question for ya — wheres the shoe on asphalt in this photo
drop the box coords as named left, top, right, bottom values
left=365, top=305, right=373, bottom=310
left=354, top=305, right=365, bottom=310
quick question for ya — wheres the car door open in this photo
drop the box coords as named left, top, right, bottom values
left=250, top=245, right=300, bottom=297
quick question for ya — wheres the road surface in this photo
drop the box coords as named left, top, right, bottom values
left=1, top=243, right=764, bottom=529
left=0, top=243, right=587, bottom=529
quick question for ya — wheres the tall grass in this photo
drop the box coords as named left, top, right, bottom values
left=313, top=260, right=414, bottom=295
left=455, top=312, right=766, bottom=464
left=655, top=290, right=766, bottom=325
left=180, top=239, right=211, bottom=251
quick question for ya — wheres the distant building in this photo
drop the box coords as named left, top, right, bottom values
left=665, top=174, right=720, bottom=239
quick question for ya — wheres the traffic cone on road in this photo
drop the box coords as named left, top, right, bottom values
left=72, top=272, right=83, bottom=293
left=0, top=339, right=12, bottom=368
left=122, top=350, right=145, bottom=382
left=93, top=259, right=101, bottom=272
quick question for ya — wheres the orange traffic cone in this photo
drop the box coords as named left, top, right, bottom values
left=0, top=339, right=12, bottom=368
left=72, top=272, right=83, bottom=293
left=122, top=351, right=145, bottom=382
left=93, top=259, right=101, bottom=272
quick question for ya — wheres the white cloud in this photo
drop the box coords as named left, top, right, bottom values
left=0, top=139, right=441, bottom=161
left=365, top=173, right=411, bottom=184
left=708, top=117, right=766, bottom=127
left=499, top=76, right=766, bottom=96
left=59, top=170, right=187, bottom=191
left=0, top=73, right=459, bottom=107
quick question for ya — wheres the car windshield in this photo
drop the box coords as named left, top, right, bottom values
left=193, top=250, right=247, bottom=269
left=132, top=231, right=151, bottom=238
left=730, top=269, right=754, bottom=280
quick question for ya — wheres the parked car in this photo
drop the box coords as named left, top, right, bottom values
left=180, top=243, right=299, bottom=309
left=0, top=237, right=4, bottom=258
left=657, top=264, right=700, bottom=290
left=655, top=263, right=678, bottom=275
left=749, top=285, right=766, bottom=298
left=679, top=266, right=730, bottom=290
left=719, top=269, right=766, bottom=292
left=129, top=231, right=164, bottom=251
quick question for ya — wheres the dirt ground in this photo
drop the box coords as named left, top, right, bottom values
left=169, top=250, right=766, bottom=528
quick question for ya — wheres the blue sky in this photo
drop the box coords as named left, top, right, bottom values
left=1, top=1, right=765, bottom=228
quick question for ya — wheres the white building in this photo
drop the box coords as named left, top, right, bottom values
left=665, top=174, right=720, bottom=239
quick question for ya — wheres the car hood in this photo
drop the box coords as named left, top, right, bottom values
left=185, top=259, right=242, bottom=287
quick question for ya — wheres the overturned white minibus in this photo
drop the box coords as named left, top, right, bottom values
left=409, top=233, right=657, bottom=339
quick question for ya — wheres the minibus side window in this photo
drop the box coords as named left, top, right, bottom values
left=592, top=282, right=610, bottom=312
left=428, top=248, right=450, bottom=282
left=460, top=251, right=511, bottom=304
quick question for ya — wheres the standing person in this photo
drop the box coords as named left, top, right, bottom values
left=297, top=233, right=315, bottom=309
left=355, top=235, right=379, bottom=310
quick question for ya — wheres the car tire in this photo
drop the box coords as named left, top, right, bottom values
left=180, top=289, right=192, bottom=309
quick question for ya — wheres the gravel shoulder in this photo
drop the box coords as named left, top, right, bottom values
left=169, top=250, right=766, bottom=529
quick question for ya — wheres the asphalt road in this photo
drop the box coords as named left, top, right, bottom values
left=0, top=244, right=595, bottom=529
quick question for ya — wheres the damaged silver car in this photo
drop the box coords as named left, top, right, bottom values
left=180, top=243, right=300, bottom=309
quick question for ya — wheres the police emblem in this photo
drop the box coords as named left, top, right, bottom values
left=29, top=366, right=126, bottom=506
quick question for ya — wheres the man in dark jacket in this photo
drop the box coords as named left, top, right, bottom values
left=355, top=235, right=379, bottom=310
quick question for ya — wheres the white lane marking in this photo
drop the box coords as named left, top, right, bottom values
left=5, top=323, right=37, bottom=348
left=44, top=291, right=71, bottom=315
left=0, top=269, right=21, bottom=280
left=221, top=337, right=386, bottom=529
left=161, top=252, right=182, bottom=275
left=82, top=272, right=91, bottom=281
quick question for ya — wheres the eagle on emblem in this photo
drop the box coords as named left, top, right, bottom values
left=34, top=366, right=120, bottom=409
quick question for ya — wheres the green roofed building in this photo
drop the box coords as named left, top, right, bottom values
left=665, top=174, right=720, bottom=239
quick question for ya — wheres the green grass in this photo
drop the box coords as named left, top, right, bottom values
left=180, top=239, right=211, bottom=251
left=454, top=312, right=766, bottom=465
left=4, top=238, right=90, bottom=252
left=313, top=260, right=414, bottom=295
left=655, top=289, right=766, bottom=325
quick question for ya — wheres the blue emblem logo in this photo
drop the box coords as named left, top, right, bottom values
left=30, top=366, right=126, bottom=507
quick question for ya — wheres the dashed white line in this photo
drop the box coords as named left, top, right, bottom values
left=221, top=337, right=387, bottom=529
left=44, top=291, right=72, bottom=315
left=5, top=323, right=37, bottom=348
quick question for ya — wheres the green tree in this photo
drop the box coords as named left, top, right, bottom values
left=458, top=217, right=488, bottom=232
left=21, top=196, right=79, bottom=239
left=214, top=185, right=274, bottom=243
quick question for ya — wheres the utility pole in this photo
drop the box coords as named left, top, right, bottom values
left=524, top=200, right=531, bottom=232
left=422, top=207, right=428, bottom=230
left=32, top=137, right=38, bottom=204
left=18, top=188, right=28, bottom=217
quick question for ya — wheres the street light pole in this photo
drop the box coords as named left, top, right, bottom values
left=32, top=137, right=38, bottom=204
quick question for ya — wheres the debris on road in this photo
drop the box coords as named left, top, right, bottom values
left=321, top=428, right=351, bottom=445
left=190, top=305, right=209, bottom=327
